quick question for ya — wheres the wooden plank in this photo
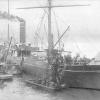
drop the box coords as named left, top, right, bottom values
left=25, top=80, right=60, bottom=92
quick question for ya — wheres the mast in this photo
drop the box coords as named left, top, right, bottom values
left=48, top=0, right=53, bottom=51
left=48, top=0, right=54, bottom=64
left=8, top=0, right=10, bottom=41
left=17, top=1, right=89, bottom=57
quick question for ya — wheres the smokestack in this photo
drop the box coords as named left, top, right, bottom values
left=19, top=20, right=26, bottom=43
left=15, top=16, right=26, bottom=44
left=0, top=11, right=26, bottom=43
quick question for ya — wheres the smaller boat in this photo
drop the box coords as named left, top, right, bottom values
left=25, top=79, right=61, bottom=92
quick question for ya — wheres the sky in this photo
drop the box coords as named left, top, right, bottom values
left=0, top=0, right=100, bottom=58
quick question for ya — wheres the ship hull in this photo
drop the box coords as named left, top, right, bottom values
left=21, top=61, right=100, bottom=90
left=63, top=65, right=100, bottom=89
left=7, top=56, right=100, bottom=90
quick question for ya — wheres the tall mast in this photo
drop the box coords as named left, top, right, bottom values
left=48, top=0, right=53, bottom=55
left=8, top=0, right=10, bottom=41
left=17, top=0, right=89, bottom=55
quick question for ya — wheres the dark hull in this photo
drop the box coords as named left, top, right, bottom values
left=63, top=65, right=100, bottom=89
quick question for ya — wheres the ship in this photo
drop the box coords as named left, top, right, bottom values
left=63, top=53, right=100, bottom=90
left=6, top=0, right=100, bottom=91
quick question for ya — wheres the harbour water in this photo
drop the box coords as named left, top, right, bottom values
left=0, top=77, right=100, bottom=100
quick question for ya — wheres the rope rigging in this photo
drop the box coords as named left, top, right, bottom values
left=52, top=10, right=61, bottom=50
left=34, top=12, right=46, bottom=47
left=54, top=25, right=70, bottom=48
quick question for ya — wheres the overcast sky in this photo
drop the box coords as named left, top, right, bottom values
left=0, top=0, right=100, bottom=58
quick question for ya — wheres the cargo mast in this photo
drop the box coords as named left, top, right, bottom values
left=47, top=0, right=54, bottom=64
left=8, top=0, right=10, bottom=41
left=48, top=0, right=53, bottom=52
left=17, top=0, right=89, bottom=62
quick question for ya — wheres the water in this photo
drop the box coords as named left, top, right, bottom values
left=0, top=77, right=100, bottom=100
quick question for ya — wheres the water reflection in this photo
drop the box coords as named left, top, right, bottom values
left=0, top=77, right=100, bottom=100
